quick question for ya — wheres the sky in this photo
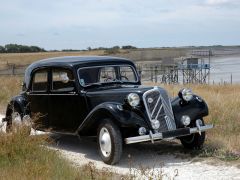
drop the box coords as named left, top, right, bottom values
left=0, top=0, right=240, bottom=50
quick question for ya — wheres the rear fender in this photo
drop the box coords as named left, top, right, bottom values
left=4, top=95, right=29, bottom=121
left=77, top=102, right=148, bottom=136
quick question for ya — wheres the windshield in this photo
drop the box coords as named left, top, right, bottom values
left=78, top=65, right=138, bottom=87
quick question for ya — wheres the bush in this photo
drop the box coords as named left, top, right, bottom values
left=1, top=44, right=46, bottom=53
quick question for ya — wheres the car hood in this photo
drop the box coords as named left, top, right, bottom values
left=85, top=85, right=164, bottom=108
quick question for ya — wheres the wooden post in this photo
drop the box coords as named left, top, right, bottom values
left=11, top=64, right=15, bottom=75
left=231, top=73, right=232, bottom=84
left=150, top=66, right=153, bottom=82
left=155, top=66, right=157, bottom=83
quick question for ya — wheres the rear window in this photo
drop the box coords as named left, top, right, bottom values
left=52, top=69, right=75, bottom=92
left=32, top=70, right=48, bottom=92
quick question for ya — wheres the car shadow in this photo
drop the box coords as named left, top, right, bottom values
left=48, top=133, right=198, bottom=169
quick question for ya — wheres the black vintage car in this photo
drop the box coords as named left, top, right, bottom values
left=4, top=56, right=213, bottom=164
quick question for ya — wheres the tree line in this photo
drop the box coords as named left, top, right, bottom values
left=0, top=44, right=137, bottom=53
left=0, top=44, right=46, bottom=53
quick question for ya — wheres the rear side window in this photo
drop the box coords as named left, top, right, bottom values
left=32, top=70, right=48, bottom=92
left=52, top=69, right=75, bottom=92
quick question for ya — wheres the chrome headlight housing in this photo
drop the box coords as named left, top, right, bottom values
left=127, top=93, right=140, bottom=107
left=178, top=88, right=193, bottom=102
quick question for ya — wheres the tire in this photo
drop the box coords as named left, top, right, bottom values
left=6, top=106, right=31, bottom=134
left=97, top=119, right=123, bottom=165
left=180, top=119, right=205, bottom=150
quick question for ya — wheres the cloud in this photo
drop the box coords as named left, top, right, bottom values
left=205, top=0, right=240, bottom=6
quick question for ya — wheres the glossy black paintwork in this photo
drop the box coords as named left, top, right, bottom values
left=171, top=95, right=209, bottom=128
left=5, top=56, right=209, bottom=137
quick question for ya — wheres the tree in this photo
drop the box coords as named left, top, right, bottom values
left=0, top=45, right=5, bottom=53
left=5, top=44, right=19, bottom=53
left=122, top=45, right=137, bottom=49
left=112, top=46, right=120, bottom=50
left=3, top=44, right=46, bottom=53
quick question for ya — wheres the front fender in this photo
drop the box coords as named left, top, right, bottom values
left=171, top=95, right=209, bottom=128
left=77, top=102, right=148, bottom=135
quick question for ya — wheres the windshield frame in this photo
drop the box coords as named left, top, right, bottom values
left=77, top=64, right=139, bottom=87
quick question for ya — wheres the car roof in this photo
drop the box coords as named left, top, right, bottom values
left=24, top=56, right=135, bottom=88
left=26, top=56, right=134, bottom=74
left=30, top=56, right=132, bottom=67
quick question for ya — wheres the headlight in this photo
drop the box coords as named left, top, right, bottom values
left=181, top=115, right=191, bottom=126
left=127, top=93, right=140, bottom=107
left=138, top=127, right=147, bottom=135
left=179, top=88, right=193, bottom=101
left=151, top=120, right=160, bottom=129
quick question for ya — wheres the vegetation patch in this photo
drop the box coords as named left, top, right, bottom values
left=0, top=127, right=126, bottom=180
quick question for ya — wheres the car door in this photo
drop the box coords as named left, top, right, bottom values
left=28, top=68, right=49, bottom=129
left=48, top=67, right=87, bottom=132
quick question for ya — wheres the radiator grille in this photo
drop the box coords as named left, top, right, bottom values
left=143, top=87, right=176, bottom=132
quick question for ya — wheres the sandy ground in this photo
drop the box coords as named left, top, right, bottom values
left=1, top=114, right=240, bottom=179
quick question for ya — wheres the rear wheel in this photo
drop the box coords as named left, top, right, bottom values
left=180, top=119, right=205, bottom=150
left=97, top=119, right=122, bottom=165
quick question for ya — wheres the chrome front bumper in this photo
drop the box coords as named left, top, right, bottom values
left=125, top=124, right=213, bottom=144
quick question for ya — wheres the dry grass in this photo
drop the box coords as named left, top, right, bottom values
left=0, top=126, right=126, bottom=180
left=0, top=128, right=78, bottom=180
left=0, top=50, right=106, bottom=67
left=0, top=76, right=22, bottom=113
left=0, top=48, right=185, bottom=68
left=146, top=83, right=240, bottom=160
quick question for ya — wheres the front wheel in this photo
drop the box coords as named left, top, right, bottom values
left=97, top=119, right=123, bottom=165
left=180, top=119, right=205, bottom=150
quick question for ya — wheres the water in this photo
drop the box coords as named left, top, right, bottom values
left=211, top=56, right=240, bottom=84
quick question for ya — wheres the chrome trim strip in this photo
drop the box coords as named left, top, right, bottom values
left=125, top=124, right=213, bottom=144
left=150, top=96, right=161, bottom=118
left=190, top=124, right=214, bottom=134
left=155, top=104, right=163, bottom=120
left=28, top=94, right=78, bottom=96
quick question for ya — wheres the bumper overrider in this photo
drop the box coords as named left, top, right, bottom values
left=125, top=123, right=213, bottom=144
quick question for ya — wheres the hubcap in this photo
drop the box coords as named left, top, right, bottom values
left=99, top=127, right=112, bottom=158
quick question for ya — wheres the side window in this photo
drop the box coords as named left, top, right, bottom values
left=120, top=66, right=137, bottom=82
left=32, top=70, right=48, bottom=92
left=99, top=67, right=116, bottom=82
left=52, top=69, right=75, bottom=92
